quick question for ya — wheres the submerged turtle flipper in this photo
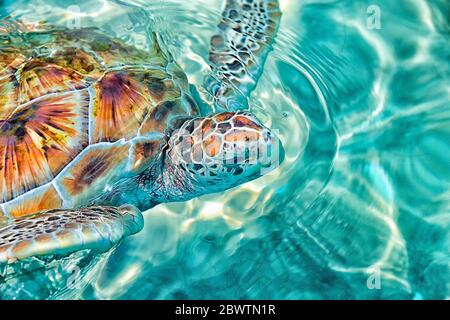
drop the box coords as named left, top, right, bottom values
left=0, top=205, right=143, bottom=299
left=0, top=205, right=143, bottom=263
left=205, top=0, right=281, bottom=111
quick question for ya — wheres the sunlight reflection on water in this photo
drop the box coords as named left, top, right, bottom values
left=1, top=0, right=448, bottom=299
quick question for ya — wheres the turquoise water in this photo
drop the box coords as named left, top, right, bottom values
left=0, top=0, right=449, bottom=299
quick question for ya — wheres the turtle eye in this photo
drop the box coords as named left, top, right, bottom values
left=0, top=35, right=10, bottom=44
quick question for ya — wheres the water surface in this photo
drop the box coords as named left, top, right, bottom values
left=1, top=0, right=449, bottom=299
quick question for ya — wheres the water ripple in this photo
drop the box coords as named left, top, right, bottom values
left=1, top=0, right=448, bottom=299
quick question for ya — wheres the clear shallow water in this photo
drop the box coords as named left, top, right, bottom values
left=0, top=0, right=449, bottom=299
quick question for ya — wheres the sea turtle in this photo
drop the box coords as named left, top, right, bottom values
left=0, top=0, right=282, bottom=298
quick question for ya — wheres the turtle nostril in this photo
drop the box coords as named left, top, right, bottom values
left=262, top=130, right=272, bottom=142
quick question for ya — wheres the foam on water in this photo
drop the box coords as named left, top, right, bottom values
left=0, top=0, right=449, bottom=299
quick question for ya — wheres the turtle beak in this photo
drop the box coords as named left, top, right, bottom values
left=256, top=125, right=285, bottom=174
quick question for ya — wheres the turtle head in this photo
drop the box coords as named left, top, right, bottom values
left=161, top=111, right=284, bottom=201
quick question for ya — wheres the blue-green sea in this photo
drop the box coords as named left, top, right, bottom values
left=1, top=0, right=449, bottom=299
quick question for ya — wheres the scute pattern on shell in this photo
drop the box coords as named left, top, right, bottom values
left=0, top=90, right=90, bottom=203
left=0, top=27, right=199, bottom=217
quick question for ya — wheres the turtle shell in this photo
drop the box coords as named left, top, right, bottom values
left=0, top=27, right=199, bottom=219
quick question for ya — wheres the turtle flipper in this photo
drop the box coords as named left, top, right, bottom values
left=0, top=205, right=143, bottom=263
left=205, top=0, right=281, bottom=110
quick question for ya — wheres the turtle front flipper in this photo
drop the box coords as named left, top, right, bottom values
left=0, top=205, right=143, bottom=299
left=205, top=0, right=282, bottom=110
left=0, top=205, right=143, bottom=263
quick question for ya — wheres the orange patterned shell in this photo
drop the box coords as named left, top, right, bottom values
left=0, top=28, right=198, bottom=218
